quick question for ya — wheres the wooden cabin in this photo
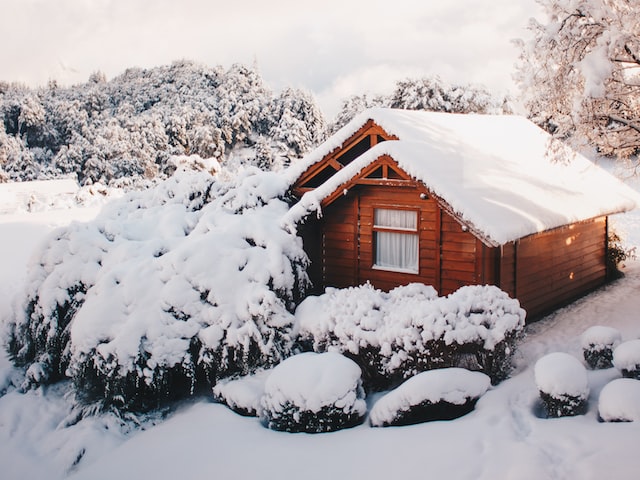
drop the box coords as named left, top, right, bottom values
left=286, top=108, right=639, bottom=320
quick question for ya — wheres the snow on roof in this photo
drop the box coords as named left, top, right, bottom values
left=286, top=108, right=640, bottom=246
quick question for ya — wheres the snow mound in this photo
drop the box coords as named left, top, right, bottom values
left=598, top=378, right=640, bottom=422
left=7, top=168, right=309, bottom=411
left=581, top=325, right=623, bottom=350
left=535, top=352, right=589, bottom=398
left=535, top=352, right=589, bottom=417
left=296, top=283, right=525, bottom=388
left=370, top=368, right=490, bottom=427
left=260, top=352, right=366, bottom=433
left=613, top=339, right=640, bottom=378
left=213, top=370, right=271, bottom=417
left=581, top=325, right=622, bottom=369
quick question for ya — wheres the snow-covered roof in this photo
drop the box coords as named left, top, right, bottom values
left=287, top=108, right=640, bottom=246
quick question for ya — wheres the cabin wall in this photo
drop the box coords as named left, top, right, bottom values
left=508, top=217, right=607, bottom=319
left=439, top=212, right=482, bottom=294
left=357, top=185, right=439, bottom=291
left=319, top=184, right=484, bottom=294
left=314, top=188, right=607, bottom=321
left=322, top=195, right=359, bottom=288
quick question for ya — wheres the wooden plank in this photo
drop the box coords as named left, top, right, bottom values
left=323, top=223, right=356, bottom=234
left=517, top=248, right=605, bottom=284
left=518, top=267, right=606, bottom=306
left=441, top=249, right=476, bottom=262
left=521, top=275, right=605, bottom=318
left=324, top=256, right=356, bottom=268
left=441, top=269, right=477, bottom=283
left=441, top=241, right=477, bottom=254
left=441, top=259, right=476, bottom=273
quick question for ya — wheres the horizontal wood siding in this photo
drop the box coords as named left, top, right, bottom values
left=440, top=212, right=480, bottom=295
left=358, top=185, right=440, bottom=291
left=515, top=217, right=607, bottom=319
left=322, top=196, right=357, bottom=288
left=499, top=242, right=516, bottom=298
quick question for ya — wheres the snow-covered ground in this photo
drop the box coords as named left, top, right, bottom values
left=1, top=181, right=640, bottom=479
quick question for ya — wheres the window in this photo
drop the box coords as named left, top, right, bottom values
left=373, top=208, right=419, bottom=273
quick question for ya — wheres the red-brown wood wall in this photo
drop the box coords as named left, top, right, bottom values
left=293, top=121, right=609, bottom=321
left=500, top=217, right=608, bottom=318
left=306, top=183, right=608, bottom=321
left=317, top=183, right=485, bottom=296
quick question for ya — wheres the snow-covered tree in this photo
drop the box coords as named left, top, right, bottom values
left=515, top=0, right=640, bottom=159
left=7, top=169, right=310, bottom=411
left=330, top=77, right=511, bottom=132
left=268, top=87, right=326, bottom=162
left=0, top=61, right=328, bottom=184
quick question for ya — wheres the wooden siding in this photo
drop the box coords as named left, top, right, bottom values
left=322, top=194, right=358, bottom=288
left=513, top=217, right=607, bottom=319
left=321, top=183, right=486, bottom=295
left=357, top=185, right=438, bottom=292
left=294, top=137, right=611, bottom=322
left=439, top=212, right=480, bottom=295
left=498, top=242, right=516, bottom=298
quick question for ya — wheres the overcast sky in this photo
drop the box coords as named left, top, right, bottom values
left=0, top=0, right=542, bottom=117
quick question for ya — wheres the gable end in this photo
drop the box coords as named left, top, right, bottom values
left=293, top=119, right=397, bottom=195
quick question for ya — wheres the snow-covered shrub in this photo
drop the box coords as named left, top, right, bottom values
left=369, top=368, right=490, bottom=427
left=581, top=326, right=622, bottom=369
left=295, top=283, right=525, bottom=390
left=613, top=339, right=640, bottom=379
left=260, top=352, right=367, bottom=433
left=213, top=369, right=270, bottom=417
left=6, top=168, right=309, bottom=411
left=534, top=352, right=589, bottom=418
left=598, top=378, right=640, bottom=422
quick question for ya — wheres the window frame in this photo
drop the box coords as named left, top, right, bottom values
left=371, top=206, right=420, bottom=275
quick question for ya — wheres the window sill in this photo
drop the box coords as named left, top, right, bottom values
left=372, top=265, right=419, bottom=275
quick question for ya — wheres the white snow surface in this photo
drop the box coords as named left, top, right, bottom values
left=212, top=369, right=271, bottom=416
left=2, top=176, right=640, bottom=479
left=285, top=108, right=639, bottom=245
left=369, top=368, right=490, bottom=427
left=261, top=352, right=366, bottom=416
left=580, top=325, right=623, bottom=350
left=534, top=352, right=590, bottom=399
left=612, top=339, right=640, bottom=373
left=598, top=378, right=640, bottom=422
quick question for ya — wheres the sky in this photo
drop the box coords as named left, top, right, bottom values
left=0, top=0, right=543, bottom=117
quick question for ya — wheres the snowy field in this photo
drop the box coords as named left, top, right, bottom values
left=1, top=179, right=640, bottom=479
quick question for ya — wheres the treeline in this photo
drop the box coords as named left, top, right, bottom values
left=0, top=61, right=511, bottom=186
left=330, top=76, right=512, bottom=133
left=0, top=61, right=326, bottom=185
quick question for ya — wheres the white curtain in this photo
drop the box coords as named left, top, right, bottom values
left=374, top=209, right=418, bottom=272
left=374, top=209, right=417, bottom=230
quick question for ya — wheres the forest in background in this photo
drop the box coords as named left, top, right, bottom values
left=0, top=60, right=509, bottom=187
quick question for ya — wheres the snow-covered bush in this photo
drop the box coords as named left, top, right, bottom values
left=613, top=339, right=640, bottom=379
left=534, top=352, right=589, bottom=418
left=581, top=326, right=622, bottom=369
left=6, top=168, right=309, bottom=411
left=295, top=283, right=525, bottom=390
left=369, top=368, right=490, bottom=427
left=260, top=352, right=367, bottom=433
left=213, top=370, right=270, bottom=417
left=598, top=378, right=640, bottom=422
